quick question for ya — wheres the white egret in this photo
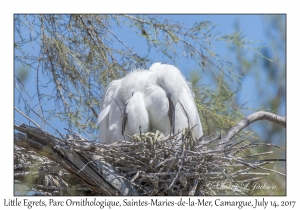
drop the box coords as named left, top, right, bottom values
left=120, top=70, right=153, bottom=138
left=120, top=70, right=153, bottom=103
left=98, top=78, right=125, bottom=144
left=143, top=83, right=172, bottom=136
left=98, top=71, right=152, bottom=143
left=98, top=63, right=203, bottom=143
left=123, top=92, right=150, bottom=136
left=149, top=62, right=203, bottom=139
left=175, top=84, right=203, bottom=139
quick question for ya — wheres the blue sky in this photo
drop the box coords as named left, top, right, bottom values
left=14, top=15, right=286, bottom=142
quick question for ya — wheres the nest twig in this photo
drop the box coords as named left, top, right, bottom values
left=14, top=146, right=93, bottom=196
left=96, top=128, right=284, bottom=196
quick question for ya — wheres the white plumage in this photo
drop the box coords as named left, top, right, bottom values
left=98, top=62, right=203, bottom=144
left=98, top=79, right=125, bottom=144
left=125, top=92, right=150, bottom=135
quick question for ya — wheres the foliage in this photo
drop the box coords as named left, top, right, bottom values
left=227, top=15, right=286, bottom=195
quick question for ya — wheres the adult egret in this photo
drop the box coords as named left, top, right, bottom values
left=175, top=84, right=203, bottom=139
left=98, top=63, right=203, bottom=143
left=98, top=78, right=125, bottom=144
left=120, top=70, right=153, bottom=104
left=123, top=92, right=150, bottom=136
left=98, top=71, right=152, bottom=143
left=149, top=62, right=203, bottom=139
left=143, top=83, right=172, bottom=136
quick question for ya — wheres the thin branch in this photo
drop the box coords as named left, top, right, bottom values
left=31, top=109, right=65, bottom=139
left=178, top=100, right=190, bottom=128
left=14, top=107, right=41, bottom=129
left=222, top=111, right=286, bottom=143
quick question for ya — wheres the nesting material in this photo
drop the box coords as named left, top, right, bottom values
left=97, top=128, right=276, bottom=196
left=14, top=124, right=283, bottom=196
left=14, top=146, right=92, bottom=196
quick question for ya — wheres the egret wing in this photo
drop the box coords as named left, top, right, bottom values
left=97, top=103, right=111, bottom=124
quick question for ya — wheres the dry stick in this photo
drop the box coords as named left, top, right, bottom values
left=77, top=160, right=95, bottom=174
left=178, top=100, right=194, bottom=150
left=234, top=139, right=261, bottom=151
left=178, top=100, right=190, bottom=127
left=138, top=126, right=146, bottom=151
left=254, top=143, right=286, bottom=151
left=167, top=135, right=186, bottom=191
left=222, top=111, right=286, bottom=144
left=155, top=156, right=177, bottom=169
left=243, top=151, right=273, bottom=158
left=160, top=132, right=182, bottom=150
left=64, top=128, right=88, bottom=141
left=231, top=131, right=253, bottom=141
left=14, top=107, right=41, bottom=129
left=105, top=146, right=148, bottom=167
left=235, top=177, right=262, bottom=183
left=189, top=178, right=200, bottom=196
left=259, top=159, right=286, bottom=162
left=257, top=166, right=286, bottom=176
left=214, top=133, right=250, bottom=148
left=231, top=161, right=272, bottom=176
left=201, top=134, right=221, bottom=145
left=31, top=109, right=65, bottom=139
left=131, top=171, right=141, bottom=183
left=227, top=139, right=247, bottom=150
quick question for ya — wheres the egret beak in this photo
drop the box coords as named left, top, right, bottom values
left=122, top=107, right=128, bottom=136
left=167, top=93, right=175, bottom=134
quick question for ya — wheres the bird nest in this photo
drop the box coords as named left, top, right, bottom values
left=97, top=128, right=278, bottom=196
left=14, top=123, right=284, bottom=196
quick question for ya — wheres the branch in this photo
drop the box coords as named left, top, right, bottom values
left=14, top=124, right=137, bottom=196
left=222, top=111, right=286, bottom=144
left=14, top=107, right=41, bottom=129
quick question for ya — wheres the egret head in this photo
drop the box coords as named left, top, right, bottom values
left=150, top=64, right=185, bottom=105
left=120, top=70, right=153, bottom=103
